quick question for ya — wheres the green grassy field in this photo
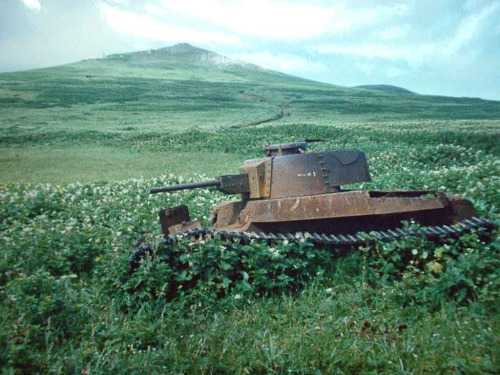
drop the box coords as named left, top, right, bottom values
left=1, top=44, right=499, bottom=373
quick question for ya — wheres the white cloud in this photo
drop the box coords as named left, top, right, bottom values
left=377, top=25, right=410, bottom=41
left=314, top=43, right=430, bottom=62
left=149, top=0, right=408, bottom=40
left=97, top=2, right=240, bottom=45
left=463, top=0, right=492, bottom=12
left=446, top=2, right=499, bottom=55
left=355, top=62, right=375, bottom=76
left=385, top=66, right=405, bottom=78
left=314, top=2, right=499, bottom=67
left=232, top=52, right=327, bottom=73
left=19, top=0, right=41, bottom=11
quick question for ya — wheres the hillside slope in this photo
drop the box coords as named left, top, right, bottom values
left=1, top=43, right=500, bottom=183
left=1, top=43, right=500, bottom=139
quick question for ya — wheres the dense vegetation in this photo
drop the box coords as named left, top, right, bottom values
left=0, top=44, right=499, bottom=373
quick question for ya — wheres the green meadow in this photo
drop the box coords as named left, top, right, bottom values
left=0, top=44, right=499, bottom=373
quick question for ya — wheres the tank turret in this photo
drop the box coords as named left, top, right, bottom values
left=151, top=140, right=371, bottom=200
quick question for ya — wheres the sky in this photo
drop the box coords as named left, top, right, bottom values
left=1, top=0, right=499, bottom=100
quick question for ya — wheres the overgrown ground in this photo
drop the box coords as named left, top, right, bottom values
left=1, top=123, right=499, bottom=374
left=1, top=45, right=500, bottom=373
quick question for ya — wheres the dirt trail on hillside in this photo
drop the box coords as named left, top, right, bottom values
left=230, top=102, right=289, bottom=129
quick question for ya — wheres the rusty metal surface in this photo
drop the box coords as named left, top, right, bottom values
left=151, top=175, right=249, bottom=195
left=244, top=191, right=449, bottom=223
left=209, top=190, right=464, bottom=234
left=264, top=141, right=306, bottom=156
left=161, top=192, right=478, bottom=237
left=218, top=174, right=249, bottom=194
left=169, top=220, right=202, bottom=235
left=213, top=200, right=246, bottom=228
left=269, top=151, right=370, bottom=199
left=159, top=205, right=202, bottom=235
left=151, top=180, right=219, bottom=194
left=159, top=205, right=190, bottom=235
left=448, top=196, right=477, bottom=222
left=242, top=159, right=271, bottom=199
left=264, top=139, right=324, bottom=156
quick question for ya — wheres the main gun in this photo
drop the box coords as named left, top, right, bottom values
left=150, top=174, right=249, bottom=195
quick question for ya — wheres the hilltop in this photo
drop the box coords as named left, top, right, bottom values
left=106, top=43, right=252, bottom=68
left=355, top=84, right=415, bottom=95
left=71, top=43, right=317, bottom=88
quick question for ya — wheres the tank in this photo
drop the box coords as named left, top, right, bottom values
left=150, top=140, right=482, bottom=237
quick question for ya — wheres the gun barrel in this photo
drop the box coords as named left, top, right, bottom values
left=150, top=179, right=220, bottom=194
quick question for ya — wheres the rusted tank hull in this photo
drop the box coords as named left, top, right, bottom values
left=160, top=190, right=476, bottom=236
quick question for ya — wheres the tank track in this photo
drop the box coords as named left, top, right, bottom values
left=129, top=217, right=496, bottom=274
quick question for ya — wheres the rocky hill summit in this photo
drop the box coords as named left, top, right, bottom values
left=106, top=43, right=249, bottom=67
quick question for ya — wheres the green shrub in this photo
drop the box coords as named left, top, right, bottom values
left=361, top=233, right=500, bottom=309
left=2, top=271, right=85, bottom=371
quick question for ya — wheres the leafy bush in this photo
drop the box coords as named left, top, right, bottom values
left=125, top=238, right=333, bottom=305
left=1, top=271, right=85, bottom=371
left=361, top=233, right=500, bottom=309
left=122, top=230, right=499, bottom=312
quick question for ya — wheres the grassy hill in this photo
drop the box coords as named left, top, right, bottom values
left=1, top=43, right=500, bottom=373
left=1, top=43, right=499, bottom=136
left=1, top=43, right=500, bottom=183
